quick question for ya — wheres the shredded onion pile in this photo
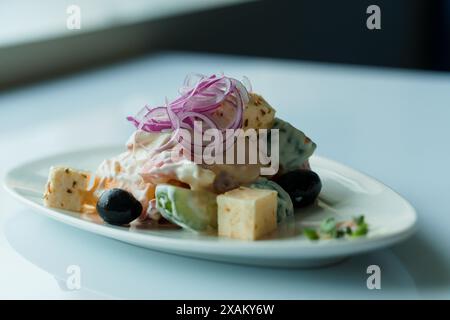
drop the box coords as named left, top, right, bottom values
left=127, top=74, right=250, bottom=143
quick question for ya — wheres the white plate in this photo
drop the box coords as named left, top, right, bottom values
left=3, top=146, right=417, bottom=268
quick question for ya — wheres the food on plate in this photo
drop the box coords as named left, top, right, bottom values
left=217, top=187, right=277, bottom=240
left=270, top=118, right=316, bottom=174
left=155, top=184, right=217, bottom=232
left=43, top=166, right=93, bottom=212
left=275, top=169, right=322, bottom=208
left=303, top=215, right=369, bottom=240
left=43, top=73, right=367, bottom=241
left=242, top=93, right=275, bottom=130
left=96, top=188, right=142, bottom=225
left=249, top=177, right=294, bottom=222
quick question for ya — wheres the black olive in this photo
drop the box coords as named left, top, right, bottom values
left=96, top=188, right=142, bottom=225
left=213, top=171, right=239, bottom=194
left=275, top=169, right=322, bottom=208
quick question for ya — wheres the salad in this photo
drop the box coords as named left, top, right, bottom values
left=43, top=73, right=364, bottom=241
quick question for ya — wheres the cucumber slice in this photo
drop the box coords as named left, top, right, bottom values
left=155, top=184, right=217, bottom=232
left=250, top=178, right=294, bottom=223
left=269, top=118, right=316, bottom=174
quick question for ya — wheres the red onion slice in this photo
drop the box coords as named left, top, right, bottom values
left=127, top=73, right=250, bottom=156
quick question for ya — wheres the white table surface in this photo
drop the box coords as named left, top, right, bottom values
left=1, top=52, right=449, bottom=299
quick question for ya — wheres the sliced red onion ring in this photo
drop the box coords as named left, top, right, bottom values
left=127, top=74, right=250, bottom=157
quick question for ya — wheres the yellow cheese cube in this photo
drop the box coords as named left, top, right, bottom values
left=217, top=187, right=277, bottom=240
left=43, top=166, right=91, bottom=212
left=209, top=92, right=275, bottom=130
left=243, top=93, right=276, bottom=130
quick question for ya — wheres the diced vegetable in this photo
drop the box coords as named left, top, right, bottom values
left=249, top=177, right=294, bottom=223
left=269, top=118, right=316, bottom=174
left=155, top=184, right=217, bottom=232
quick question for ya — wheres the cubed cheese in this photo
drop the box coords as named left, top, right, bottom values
left=217, top=187, right=277, bottom=240
left=43, top=166, right=91, bottom=212
left=243, top=93, right=275, bottom=130
left=210, top=93, right=275, bottom=131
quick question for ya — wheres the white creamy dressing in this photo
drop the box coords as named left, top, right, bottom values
left=96, top=130, right=218, bottom=220
left=143, top=159, right=215, bottom=191
left=96, top=131, right=173, bottom=219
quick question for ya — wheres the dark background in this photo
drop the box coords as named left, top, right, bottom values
left=2, top=0, right=449, bottom=88
left=160, top=0, right=450, bottom=71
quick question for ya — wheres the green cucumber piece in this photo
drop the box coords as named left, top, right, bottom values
left=269, top=118, right=316, bottom=173
left=155, top=184, right=217, bottom=232
left=250, top=177, right=294, bottom=223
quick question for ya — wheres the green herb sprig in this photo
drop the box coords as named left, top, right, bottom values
left=303, top=215, right=369, bottom=241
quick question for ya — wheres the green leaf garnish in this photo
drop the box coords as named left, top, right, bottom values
left=352, top=223, right=369, bottom=237
left=353, top=215, right=365, bottom=226
left=320, top=217, right=336, bottom=234
left=303, top=215, right=369, bottom=241
left=303, top=228, right=319, bottom=240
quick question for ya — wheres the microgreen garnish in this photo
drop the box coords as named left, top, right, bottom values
left=351, top=215, right=369, bottom=238
left=303, top=215, right=369, bottom=241
left=303, top=228, right=320, bottom=240
left=353, top=215, right=365, bottom=225
left=320, top=217, right=337, bottom=234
